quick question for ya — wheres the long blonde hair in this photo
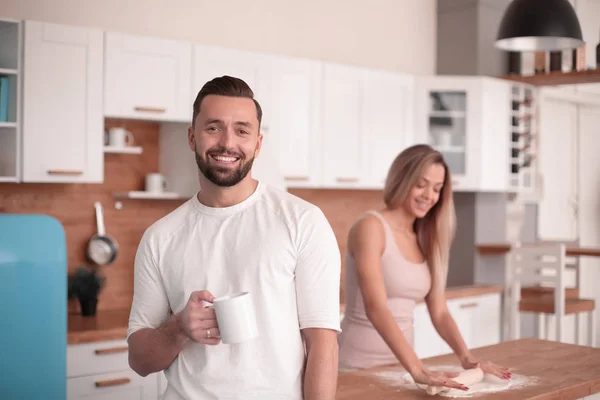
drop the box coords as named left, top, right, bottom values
left=382, top=144, right=456, bottom=295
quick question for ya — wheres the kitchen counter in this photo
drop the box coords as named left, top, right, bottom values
left=68, top=285, right=502, bottom=344
left=68, top=308, right=130, bottom=345
left=336, top=338, right=600, bottom=399
left=477, top=243, right=600, bottom=257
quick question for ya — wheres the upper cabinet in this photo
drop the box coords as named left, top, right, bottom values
left=415, top=76, right=515, bottom=192
left=21, top=21, right=104, bottom=183
left=104, top=32, right=192, bottom=122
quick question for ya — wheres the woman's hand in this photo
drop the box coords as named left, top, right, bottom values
left=461, top=356, right=512, bottom=380
left=410, top=368, right=469, bottom=391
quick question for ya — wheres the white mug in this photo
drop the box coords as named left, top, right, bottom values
left=145, top=173, right=166, bottom=193
left=212, top=292, right=259, bottom=344
left=108, top=127, right=134, bottom=148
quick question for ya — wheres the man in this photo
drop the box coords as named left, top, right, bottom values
left=127, top=75, right=341, bottom=400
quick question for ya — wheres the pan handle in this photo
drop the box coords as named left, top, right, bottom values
left=94, top=202, right=106, bottom=236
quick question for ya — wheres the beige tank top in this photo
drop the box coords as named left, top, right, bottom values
left=338, top=210, right=432, bottom=370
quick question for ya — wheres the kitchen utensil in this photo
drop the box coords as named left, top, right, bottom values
left=87, top=202, right=119, bottom=265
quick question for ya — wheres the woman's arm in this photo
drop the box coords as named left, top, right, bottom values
left=425, top=290, right=511, bottom=380
left=350, top=217, right=464, bottom=390
left=425, top=289, right=471, bottom=362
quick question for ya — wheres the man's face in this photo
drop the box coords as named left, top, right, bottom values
left=188, top=95, right=262, bottom=187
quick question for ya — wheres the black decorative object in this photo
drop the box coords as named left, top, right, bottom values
left=495, top=0, right=584, bottom=51
left=68, top=265, right=106, bottom=317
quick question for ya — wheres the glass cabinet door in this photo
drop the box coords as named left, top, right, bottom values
left=427, top=90, right=467, bottom=177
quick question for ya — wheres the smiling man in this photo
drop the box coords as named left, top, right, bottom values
left=127, top=76, right=341, bottom=400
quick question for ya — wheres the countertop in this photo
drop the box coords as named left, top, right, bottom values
left=477, top=243, right=600, bottom=257
left=68, top=284, right=503, bottom=345
left=336, top=338, right=600, bottom=399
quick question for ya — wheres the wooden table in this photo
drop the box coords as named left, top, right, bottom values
left=336, top=338, right=600, bottom=399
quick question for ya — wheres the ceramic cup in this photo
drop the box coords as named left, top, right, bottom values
left=212, top=291, right=259, bottom=344
left=108, top=127, right=134, bottom=148
left=145, top=173, right=166, bottom=193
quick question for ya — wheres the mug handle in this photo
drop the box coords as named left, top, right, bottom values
left=125, top=130, right=135, bottom=147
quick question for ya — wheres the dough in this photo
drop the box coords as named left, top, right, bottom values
left=426, top=368, right=484, bottom=395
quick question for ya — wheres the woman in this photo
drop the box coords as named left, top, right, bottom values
left=337, top=144, right=510, bottom=392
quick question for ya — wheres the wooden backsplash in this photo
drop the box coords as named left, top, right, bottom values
left=0, top=119, right=383, bottom=313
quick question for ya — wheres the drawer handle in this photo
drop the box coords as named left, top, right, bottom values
left=47, top=170, right=83, bottom=176
left=336, top=177, right=359, bottom=183
left=134, top=106, right=167, bottom=113
left=284, top=176, right=309, bottom=182
left=95, top=378, right=131, bottom=388
left=459, top=302, right=479, bottom=309
left=94, top=346, right=128, bottom=355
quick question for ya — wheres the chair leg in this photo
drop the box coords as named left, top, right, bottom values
left=589, top=311, right=596, bottom=347
left=576, top=313, right=581, bottom=345
left=537, top=313, right=545, bottom=340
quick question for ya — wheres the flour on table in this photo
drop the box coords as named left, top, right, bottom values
left=373, top=365, right=539, bottom=398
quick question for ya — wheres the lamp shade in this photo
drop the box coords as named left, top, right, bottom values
left=495, top=0, right=584, bottom=51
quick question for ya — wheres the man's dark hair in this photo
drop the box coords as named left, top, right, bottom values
left=192, top=75, right=263, bottom=128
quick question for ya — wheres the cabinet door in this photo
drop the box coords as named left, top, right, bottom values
left=67, top=370, right=158, bottom=400
left=362, top=70, right=414, bottom=188
left=104, top=32, right=191, bottom=122
left=22, top=21, right=103, bottom=183
left=473, top=293, right=501, bottom=348
left=192, top=45, right=269, bottom=115
left=537, top=94, right=578, bottom=241
left=265, top=56, right=322, bottom=188
left=415, top=77, right=481, bottom=191
left=413, top=302, right=445, bottom=359
left=321, top=64, right=364, bottom=188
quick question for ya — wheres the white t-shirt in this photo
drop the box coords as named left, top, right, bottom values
left=127, top=182, right=342, bottom=400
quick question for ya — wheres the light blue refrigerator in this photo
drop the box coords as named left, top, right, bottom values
left=0, top=214, right=67, bottom=399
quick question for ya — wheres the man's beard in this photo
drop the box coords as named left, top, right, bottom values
left=195, top=146, right=255, bottom=187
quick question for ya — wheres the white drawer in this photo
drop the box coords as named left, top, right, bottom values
left=67, top=369, right=158, bottom=400
left=68, top=339, right=130, bottom=378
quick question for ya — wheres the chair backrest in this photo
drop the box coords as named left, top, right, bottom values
left=508, top=242, right=567, bottom=340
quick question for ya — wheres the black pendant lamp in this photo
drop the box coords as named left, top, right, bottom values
left=495, top=0, right=584, bottom=51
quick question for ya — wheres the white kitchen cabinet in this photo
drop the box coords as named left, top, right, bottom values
left=21, top=20, right=104, bottom=183
left=319, top=63, right=415, bottom=190
left=537, top=90, right=579, bottom=242
left=264, top=55, right=323, bottom=188
left=104, top=32, right=192, bottom=122
left=413, top=292, right=501, bottom=360
left=320, top=63, right=364, bottom=188
left=414, top=76, right=512, bottom=192
left=67, top=339, right=159, bottom=400
left=361, top=69, right=415, bottom=188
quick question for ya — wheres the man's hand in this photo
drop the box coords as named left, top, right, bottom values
left=178, top=290, right=221, bottom=345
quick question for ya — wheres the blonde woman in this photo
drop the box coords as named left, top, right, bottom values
left=337, top=144, right=510, bottom=391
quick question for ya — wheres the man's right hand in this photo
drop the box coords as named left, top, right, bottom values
left=177, top=290, right=221, bottom=345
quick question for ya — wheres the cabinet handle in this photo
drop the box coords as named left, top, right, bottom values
left=284, top=176, right=309, bottom=182
left=94, top=346, right=128, bottom=355
left=134, top=106, right=167, bottom=113
left=95, top=377, right=131, bottom=388
left=47, top=170, right=83, bottom=176
left=459, top=302, right=479, bottom=309
left=336, top=177, right=359, bottom=183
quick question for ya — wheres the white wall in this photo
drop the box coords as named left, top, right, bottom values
left=0, top=0, right=437, bottom=75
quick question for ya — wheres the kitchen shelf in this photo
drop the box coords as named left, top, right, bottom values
left=112, top=191, right=187, bottom=200
left=0, top=122, right=17, bottom=128
left=0, top=176, right=17, bottom=182
left=502, top=69, right=600, bottom=86
left=103, top=145, right=143, bottom=154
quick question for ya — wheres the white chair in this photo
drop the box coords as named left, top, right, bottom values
left=507, top=242, right=595, bottom=346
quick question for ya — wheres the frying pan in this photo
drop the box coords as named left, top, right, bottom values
left=87, top=202, right=119, bottom=265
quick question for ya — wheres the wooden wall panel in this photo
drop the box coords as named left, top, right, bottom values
left=0, top=120, right=384, bottom=313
